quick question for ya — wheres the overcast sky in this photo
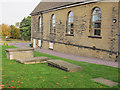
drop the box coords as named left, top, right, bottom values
left=0, top=0, right=41, bottom=25
left=0, top=0, right=118, bottom=25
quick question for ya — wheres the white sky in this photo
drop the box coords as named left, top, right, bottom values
left=0, top=0, right=118, bottom=25
left=0, top=0, right=41, bottom=25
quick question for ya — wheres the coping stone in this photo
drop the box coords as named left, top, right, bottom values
left=5, top=48, right=34, bottom=52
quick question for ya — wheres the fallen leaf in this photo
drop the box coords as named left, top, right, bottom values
left=20, top=82, right=22, bottom=84
left=11, top=86, right=15, bottom=88
left=12, top=80, right=14, bottom=82
left=64, top=76, right=67, bottom=78
left=56, top=83, right=59, bottom=85
left=40, top=76, right=43, bottom=78
left=1, top=85, right=4, bottom=87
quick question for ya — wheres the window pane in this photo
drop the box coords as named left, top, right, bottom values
left=52, top=20, right=55, bottom=23
left=71, top=23, right=74, bottom=28
left=70, top=29, right=74, bottom=34
left=69, top=12, right=74, bottom=17
left=51, top=14, right=55, bottom=33
left=67, top=26, right=71, bottom=34
left=68, top=18, right=74, bottom=23
left=53, top=24, right=55, bottom=27
left=94, top=30, right=101, bottom=36
left=40, top=17, right=42, bottom=24
left=92, top=15, right=101, bottom=22
left=92, top=23, right=101, bottom=28
left=93, top=8, right=101, bottom=15
left=52, top=15, right=55, bottom=19
left=40, top=24, right=41, bottom=27
left=91, top=29, right=94, bottom=36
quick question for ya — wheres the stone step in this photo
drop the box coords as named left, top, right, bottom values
left=47, top=60, right=82, bottom=72
left=16, top=57, right=49, bottom=64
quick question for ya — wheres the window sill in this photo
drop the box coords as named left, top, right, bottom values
left=49, top=48, right=53, bottom=50
left=50, top=33, right=56, bottom=35
left=88, top=36, right=102, bottom=39
left=65, top=34, right=74, bottom=36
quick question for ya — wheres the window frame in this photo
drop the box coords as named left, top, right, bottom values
left=90, top=7, right=102, bottom=37
left=38, top=15, right=43, bottom=33
left=50, top=14, right=56, bottom=33
left=66, top=11, right=74, bottom=35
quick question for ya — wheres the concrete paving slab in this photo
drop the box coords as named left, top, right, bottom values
left=92, top=77, right=118, bottom=87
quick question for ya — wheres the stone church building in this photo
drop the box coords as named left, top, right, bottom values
left=30, top=0, right=120, bottom=61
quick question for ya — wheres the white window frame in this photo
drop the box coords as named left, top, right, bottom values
left=49, top=42, right=53, bottom=49
left=33, top=39, right=36, bottom=48
left=38, top=40, right=42, bottom=47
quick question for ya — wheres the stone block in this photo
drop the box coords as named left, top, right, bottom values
left=5, top=48, right=34, bottom=60
left=16, top=57, right=49, bottom=64
left=47, top=60, right=82, bottom=72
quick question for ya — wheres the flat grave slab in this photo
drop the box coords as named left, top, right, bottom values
left=47, top=60, right=82, bottom=72
left=92, top=77, right=118, bottom=87
left=5, top=48, right=34, bottom=60
left=16, top=57, right=49, bottom=64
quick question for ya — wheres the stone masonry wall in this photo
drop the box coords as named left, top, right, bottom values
left=31, top=2, right=119, bottom=61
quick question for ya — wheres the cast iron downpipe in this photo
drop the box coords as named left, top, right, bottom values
left=115, top=1, right=120, bottom=62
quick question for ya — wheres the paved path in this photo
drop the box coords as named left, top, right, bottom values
left=1, top=42, right=119, bottom=68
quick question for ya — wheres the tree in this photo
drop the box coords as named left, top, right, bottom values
left=0, top=24, right=20, bottom=39
left=0, top=24, right=11, bottom=37
left=10, top=25, right=20, bottom=39
left=15, top=22, right=20, bottom=28
left=19, top=16, right=31, bottom=41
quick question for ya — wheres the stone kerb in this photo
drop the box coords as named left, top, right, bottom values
left=5, top=48, right=34, bottom=60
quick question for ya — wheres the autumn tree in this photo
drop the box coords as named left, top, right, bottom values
left=19, top=16, right=31, bottom=41
left=10, top=25, right=20, bottom=39
left=0, top=24, right=20, bottom=39
left=0, top=24, right=11, bottom=37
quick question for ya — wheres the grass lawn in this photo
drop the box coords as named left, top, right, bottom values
left=1, top=45, right=119, bottom=88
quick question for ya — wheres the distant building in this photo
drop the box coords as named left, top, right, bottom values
left=30, top=0, right=120, bottom=61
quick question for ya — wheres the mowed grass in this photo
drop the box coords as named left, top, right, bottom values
left=1, top=45, right=119, bottom=88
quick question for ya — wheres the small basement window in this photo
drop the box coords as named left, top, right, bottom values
left=49, top=42, right=53, bottom=50
left=38, top=39, right=42, bottom=47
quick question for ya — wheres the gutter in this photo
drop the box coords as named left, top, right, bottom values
left=30, top=0, right=101, bottom=16
left=116, top=1, right=120, bottom=62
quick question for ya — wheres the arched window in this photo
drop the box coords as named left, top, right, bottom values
left=50, top=14, right=56, bottom=33
left=90, top=7, right=102, bottom=36
left=39, top=16, right=42, bottom=32
left=67, top=11, right=74, bottom=34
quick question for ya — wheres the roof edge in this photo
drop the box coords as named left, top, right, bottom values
left=30, top=0, right=101, bottom=16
